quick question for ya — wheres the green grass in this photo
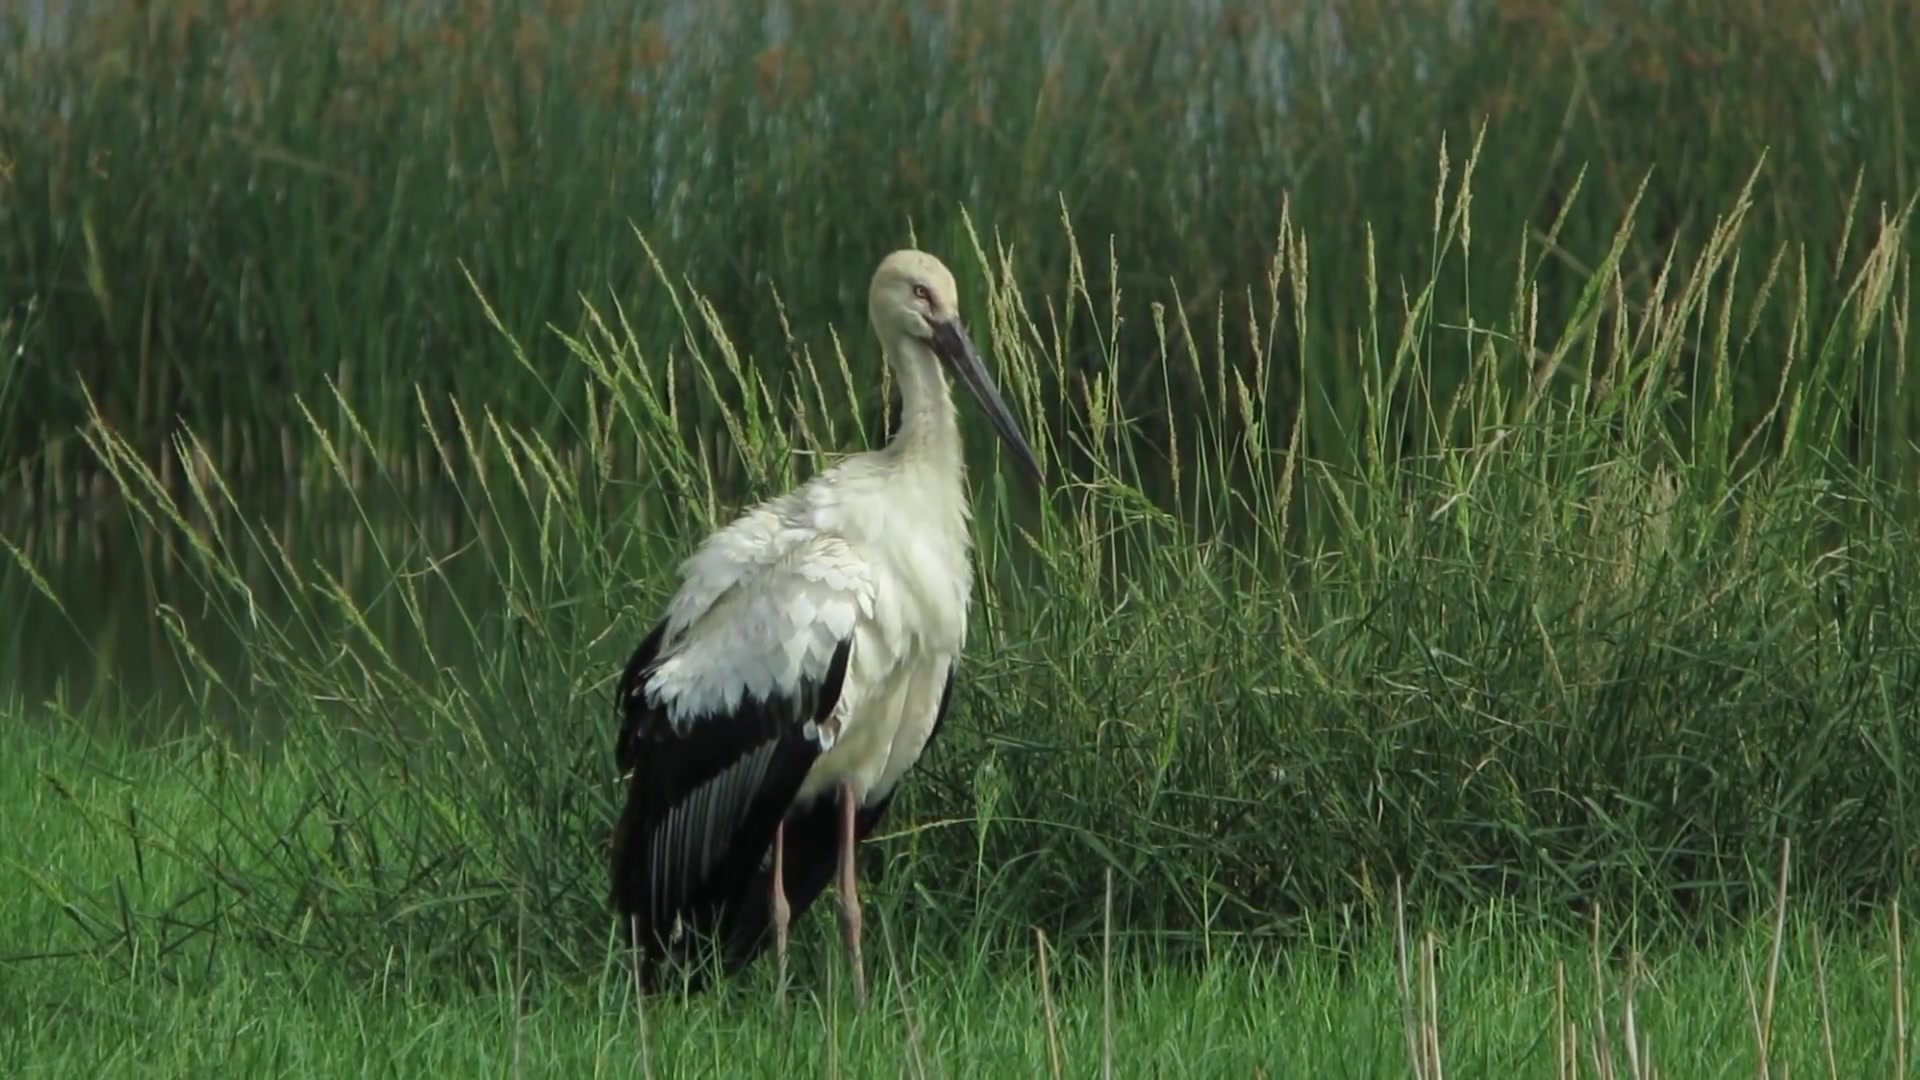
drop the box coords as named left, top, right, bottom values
left=3, top=155, right=1919, bottom=1068
left=8, top=922, right=1918, bottom=1078
left=17, top=151, right=1920, bottom=943
left=8, top=727, right=1920, bottom=1077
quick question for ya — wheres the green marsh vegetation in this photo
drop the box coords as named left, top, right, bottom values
left=4, top=0, right=1920, bottom=1073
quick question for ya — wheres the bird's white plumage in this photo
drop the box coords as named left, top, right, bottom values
left=637, top=439, right=974, bottom=804
left=642, top=517, right=874, bottom=732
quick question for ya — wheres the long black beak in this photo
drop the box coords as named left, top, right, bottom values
left=927, top=317, right=1043, bottom=486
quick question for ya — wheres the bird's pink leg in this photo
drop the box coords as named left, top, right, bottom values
left=770, top=821, right=790, bottom=996
left=836, top=781, right=867, bottom=1008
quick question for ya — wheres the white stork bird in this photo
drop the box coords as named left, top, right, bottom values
left=608, top=249, right=1043, bottom=1005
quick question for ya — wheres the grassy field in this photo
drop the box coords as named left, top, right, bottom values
left=7, top=726, right=1919, bottom=1078
left=7, top=181, right=1920, bottom=1067
left=5, top=0, right=1920, bottom=1073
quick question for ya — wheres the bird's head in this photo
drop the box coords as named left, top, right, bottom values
left=868, top=249, right=1043, bottom=486
left=868, top=249, right=961, bottom=346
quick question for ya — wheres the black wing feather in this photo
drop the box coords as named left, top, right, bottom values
left=608, top=615, right=854, bottom=991
left=613, top=618, right=668, bottom=773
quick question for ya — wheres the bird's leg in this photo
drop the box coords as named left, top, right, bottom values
left=836, top=781, right=867, bottom=1008
left=770, top=820, right=791, bottom=998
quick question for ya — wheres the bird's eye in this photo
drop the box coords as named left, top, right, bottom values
left=912, top=284, right=933, bottom=305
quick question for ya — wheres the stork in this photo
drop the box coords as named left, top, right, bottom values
left=608, top=249, right=1042, bottom=1005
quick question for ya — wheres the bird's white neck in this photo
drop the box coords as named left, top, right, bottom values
left=885, top=338, right=964, bottom=475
